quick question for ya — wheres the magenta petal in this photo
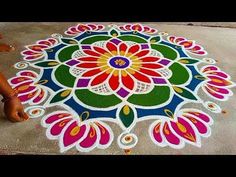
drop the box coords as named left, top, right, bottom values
left=63, top=122, right=86, bottom=147
left=18, top=90, right=38, bottom=102
left=162, top=122, right=180, bottom=145
left=10, top=77, right=31, bottom=85
left=186, top=111, right=210, bottom=123
left=32, top=88, right=45, bottom=103
left=14, top=81, right=35, bottom=93
left=152, top=122, right=163, bottom=143
left=95, top=122, right=110, bottom=145
left=50, top=118, right=72, bottom=136
left=182, top=115, right=208, bottom=134
left=79, top=125, right=97, bottom=148
left=171, top=117, right=197, bottom=143
left=45, top=113, right=71, bottom=124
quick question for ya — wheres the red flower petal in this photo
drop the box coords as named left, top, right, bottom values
left=91, top=71, right=110, bottom=86
left=78, top=56, right=99, bottom=62
left=127, top=44, right=140, bottom=54
left=93, top=46, right=109, bottom=55
left=134, top=50, right=149, bottom=58
left=82, top=68, right=103, bottom=77
left=139, top=56, right=160, bottom=62
left=108, top=73, right=119, bottom=90
left=141, top=63, right=162, bottom=69
left=83, top=49, right=101, bottom=57
left=106, top=42, right=117, bottom=52
left=131, top=71, right=151, bottom=83
left=77, top=63, right=99, bottom=68
left=121, top=73, right=134, bottom=90
left=139, top=68, right=161, bottom=77
left=119, top=43, right=128, bottom=53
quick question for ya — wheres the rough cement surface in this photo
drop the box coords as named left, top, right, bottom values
left=0, top=22, right=236, bottom=154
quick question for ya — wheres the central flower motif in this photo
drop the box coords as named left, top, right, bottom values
left=109, top=56, right=130, bottom=69
left=75, top=39, right=168, bottom=98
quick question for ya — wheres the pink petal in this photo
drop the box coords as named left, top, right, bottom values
left=162, top=122, right=181, bottom=145
left=32, top=88, right=46, bottom=103
left=10, top=77, right=31, bottom=85
left=79, top=125, right=98, bottom=148
left=186, top=111, right=211, bottom=123
left=63, top=122, right=87, bottom=147
left=182, top=114, right=208, bottom=134
left=50, top=118, right=73, bottom=136
left=45, top=112, right=71, bottom=124
left=95, top=122, right=111, bottom=145
left=152, top=122, right=164, bottom=143
left=171, top=117, right=197, bottom=143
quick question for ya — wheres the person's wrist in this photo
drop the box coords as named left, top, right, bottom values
left=2, top=89, right=18, bottom=102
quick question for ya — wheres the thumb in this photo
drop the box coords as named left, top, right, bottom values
left=18, top=110, right=29, bottom=121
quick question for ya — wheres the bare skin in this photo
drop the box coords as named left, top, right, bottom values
left=0, top=71, right=29, bottom=122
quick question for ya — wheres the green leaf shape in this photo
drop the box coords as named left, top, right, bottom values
left=178, top=58, right=200, bottom=64
left=81, top=36, right=112, bottom=44
left=150, top=36, right=161, bottom=43
left=50, top=89, right=72, bottom=103
left=168, top=62, right=189, bottom=85
left=127, top=86, right=170, bottom=106
left=54, top=65, right=76, bottom=87
left=58, top=45, right=79, bottom=62
left=35, top=61, right=59, bottom=67
left=151, top=44, right=178, bottom=60
left=119, top=105, right=135, bottom=128
left=61, top=38, right=78, bottom=45
left=173, top=86, right=198, bottom=101
left=118, top=35, right=147, bottom=43
left=75, top=89, right=121, bottom=108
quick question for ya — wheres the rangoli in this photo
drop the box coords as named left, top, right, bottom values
left=9, top=23, right=236, bottom=153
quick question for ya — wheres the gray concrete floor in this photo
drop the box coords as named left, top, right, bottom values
left=0, top=22, right=236, bottom=154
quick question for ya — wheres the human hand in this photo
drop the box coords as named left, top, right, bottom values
left=4, top=96, right=29, bottom=122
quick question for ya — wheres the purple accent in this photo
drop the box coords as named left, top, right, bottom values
left=117, top=88, right=129, bottom=98
left=66, top=59, right=80, bottom=66
left=82, top=45, right=91, bottom=50
left=141, top=44, right=149, bottom=49
left=159, top=59, right=171, bottom=66
left=77, top=79, right=90, bottom=87
left=110, top=38, right=121, bottom=45
left=152, top=78, right=167, bottom=84
left=109, top=56, right=130, bottom=69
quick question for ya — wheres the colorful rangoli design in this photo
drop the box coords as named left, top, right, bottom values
left=10, top=23, right=236, bottom=153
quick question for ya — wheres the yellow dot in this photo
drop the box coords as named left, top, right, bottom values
left=70, top=126, right=80, bottom=136
left=173, top=86, right=183, bottom=93
left=60, top=90, right=71, bottom=97
left=123, top=105, right=130, bottom=115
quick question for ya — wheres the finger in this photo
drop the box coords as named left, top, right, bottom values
left=18, top=111, right=29, bottom=121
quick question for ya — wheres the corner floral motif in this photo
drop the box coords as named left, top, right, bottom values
left=168, top=36, right=207, bottom=55
left=21, top=38, right=58, bottom=61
